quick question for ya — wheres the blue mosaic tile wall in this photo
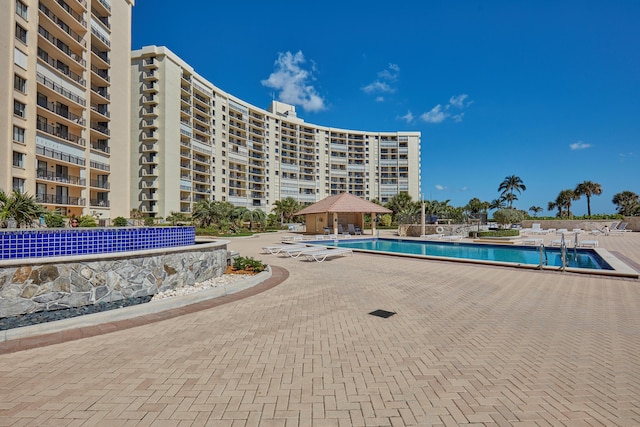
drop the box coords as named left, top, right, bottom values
left=0, top=227, right=196, bottom=260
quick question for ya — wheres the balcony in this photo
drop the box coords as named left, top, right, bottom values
left=36, top=170, right=85, bottom=186
left=37, top=47, right=85, bottom=86
left=38, top=26, right=86, bottom=66
left=90, top=139, right=110, bottom=153
left=36, top=145, right=86, bottom=166
left=51, top=0, right=86, bottom=27
left=90, top=199, right=110, bottom=207
left=90, top=121, right=110, bottom=136
left=90, top=179, right=109, bottom=189
left=91, top=46, right=110, bottom=65
left=36, top=72, right=86, bottom=106
left=37, top=97, right=85, bottom=125
left=90, top=103, right=110, bottom=118
left=91, top=84, right=110, bottom=100
left=37, top=121, right=85, bottom=146
left=91, top=64, right=110, bottom=83
left=143, top=57, right=157, bottom=69
left=38, top=3, right=86, bottom=48
left=37, top=193, right=84, bottom=206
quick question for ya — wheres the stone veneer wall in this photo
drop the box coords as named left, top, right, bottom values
left=0, top=241, right=228, bottom=318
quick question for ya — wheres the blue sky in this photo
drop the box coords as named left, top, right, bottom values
left=131, top=1, right=639, bottom=216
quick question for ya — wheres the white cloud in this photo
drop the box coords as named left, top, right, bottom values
left=362, top=63, right=399, bottom=96
left=362, top=81, right=393, bottom=94
left=400, top=110, right=414, bottom=123
left=435, top=184, right=446, bottom=190
left=419, top=94, right=472, bottom=124
left=421, top=105, right=447, bottom=123
left=569, top=141, right=592, bottom=150
left=449, top=94, right=470, bottom=108
left=375, top=96, right=384, bottom=103
left=261, top=51, right=326, bottom=112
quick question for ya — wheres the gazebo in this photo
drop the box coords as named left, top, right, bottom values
left=294, top=193, right=392, bottom=235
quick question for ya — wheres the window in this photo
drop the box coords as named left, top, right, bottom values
left=15, top=0, right=28, bottom=20
left=13, top=151, right=25, bottom=168
left=15, top=24, right=27, bottom=44
left=14, top=74, right=26, bottom=93
left=13, top=178, right=25, bottom=193
left=13, top=126, right=25, bottom=143
left=13, top=100, right=26, bottom=118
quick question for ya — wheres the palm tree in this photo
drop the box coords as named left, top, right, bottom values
left=497, top=175, right=526, bottom=208
left=612, top=191, right=640, bottom=216
left=385, top=192, right=413, bottom=219
left=549, top=189, right=578, bottom=218
left=272, top=197, right=301, bottom=224
left=0, top=189, right=46, bottom=228
left=240, top=208, right=267, bottom=231
left=574, top=181, right=602, bottom=217
left=489, top=197, right=507, bottom=211
left=528, top=206, right=543, bottom=217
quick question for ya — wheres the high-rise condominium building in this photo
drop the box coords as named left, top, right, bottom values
left=131, top=46, right=421, bottom=218
left=1, top=0, right=134, bottom=221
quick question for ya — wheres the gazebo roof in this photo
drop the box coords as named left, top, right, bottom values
left=295, top=193, right=392, bottom=215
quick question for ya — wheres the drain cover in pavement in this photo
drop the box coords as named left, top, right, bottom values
left=369, top=309, right=396, bottom=318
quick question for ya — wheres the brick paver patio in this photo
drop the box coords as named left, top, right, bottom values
left=1, top=230, right=639, bottom=426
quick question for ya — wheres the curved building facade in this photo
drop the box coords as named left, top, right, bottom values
left=131, top=45, right=421, bottom=217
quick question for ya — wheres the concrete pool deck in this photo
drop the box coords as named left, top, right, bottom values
left=0, top=229, right=639, bottom=425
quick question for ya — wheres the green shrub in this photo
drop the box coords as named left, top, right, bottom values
left=78, top=215, right=98, bottom=227
left=493, top=209, right=526, bottom=227
left=113, top=216, right=128, bottom=227
left=473, top=230, right=520, bottom=237
left=144, top=217, right=155, bottom=226
left=232, top=256, right=266, bottom=273
left=44, top=212, right=65, bottom=228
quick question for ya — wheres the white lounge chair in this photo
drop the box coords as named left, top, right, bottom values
left=420, top=233, right=444, bottom=240
left=279, top=245, right=328, bottom=258
left=262, top=244, right=306, bottom=254
left=303, top=248, right=353, bottom=262
left=441, top=235, right=463, bottom=241
left=611, top=222, right=632, bottom=233
left=530, top=223, right=549, bottom=234
left=579, top=240, right=599, bottom=248
left=550, top=239, right=571, bottom=247
left=521, top=238, right=543, bottom=246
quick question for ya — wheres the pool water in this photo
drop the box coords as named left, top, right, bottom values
left=321, top=238, right=613, bottom=270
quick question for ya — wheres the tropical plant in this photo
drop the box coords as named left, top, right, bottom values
left=465, top=198, right=489, bottom=215
left=272, top=197, right=302, bottom=224
left=239, top=208, right=267, bottom=231
left=574, top=181, right=603, bottom=217
left=44, top=211, right=65, bottom=227
left=192, top=200, right=234, bottom=228
left=612, top=191, right=640, bottom=216
left=0, top=189, right=46, bottom=228
left=385, top=192, right=414, bottom=220
left=78, top=215, right=98, bottom=227
left=144, top=216, right=155, bottom=226
left=113, top=216, right=128, bottom=227
left=489, top=197, right=507, bottom=211
left=231, top=256, right=266, bottom=273
left=528, top=206, right=543, bottom=217
left=497, top=175, right=526, bottom=208
left=548, top=189, right=578, bottom=218
left=165, top=211, right=188, bottom=225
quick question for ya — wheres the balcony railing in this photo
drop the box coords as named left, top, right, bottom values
left=90, top=199, right=110, bottom=207
left=36, top=72, right=86, bottom=106
left=91, top=64, right=109, bottom=82
left=90, top=103, right=110, bottom=117
left=38, top=26, right=86, bottom=66
left=37, top=48, right=85, bottom=86
left=90, top=84, right=110, bottom=100
left=37, top=121, right=85, bottom=146
left=54, top=0, right=86, bottom=26
left=90, top=121, right=110, bottom=136
left=39, top=3, right=86, bottom=47
left=90, top=26, right=110, bottom=47
left=91, top=46, right=110, bottom=64
left=36, top=170, right=85, bottom=185
left=37, top=193, right=84, bottom=206
left=37, top=97, right=85, bottom=125
left=90, top=139, right=110, bottom=153
left=90, top=179, right=110, bottom=188
left=36, top=145, right=86, bottom=166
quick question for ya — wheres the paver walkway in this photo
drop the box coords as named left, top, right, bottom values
left=1, top=231, right=639, bottom=426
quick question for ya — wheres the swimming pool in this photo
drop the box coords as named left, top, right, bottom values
left=320, top=238, right=614, bottom=270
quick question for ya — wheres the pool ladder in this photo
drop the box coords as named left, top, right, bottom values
left=538, top=243, right=548, bottom=269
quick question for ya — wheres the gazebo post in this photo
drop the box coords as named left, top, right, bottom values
left=371, top=213, right=377, bottom=236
